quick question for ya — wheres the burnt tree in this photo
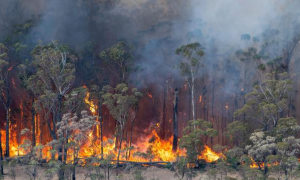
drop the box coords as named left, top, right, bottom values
left=172, top=88, right=179, bottom=151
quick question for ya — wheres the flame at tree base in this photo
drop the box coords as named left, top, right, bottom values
left=198, top=145, right=224, bottom=163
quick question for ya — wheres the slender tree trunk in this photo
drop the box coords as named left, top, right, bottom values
left=210, top=78, right=215, bottom=146
left=72, top=148, right=76, bottom=180
left=63, top=135, right=68, bottom=163
left=172, top=88, right=178, bottom=151
left=0, top=123, right=3, bottom=175
left=57, top=94, right=64, bottom=180
left=99, top=104, right=104, bottom=160
left=5, top=107, right=10, bottom=157
left=31, top=96, right=36, bottom=147
left=191, top=74, right=196, bottom=129
left=114, top=120, right=118, bottom=152
left=116, top=124, right=124, bottom=167
left=5, top=80, right=11, bottom=158
left=128, top=119, right=134, bottom=160
left=162, top=78, right=167, bottom=139
left=128, top=106, right=137, bottom=160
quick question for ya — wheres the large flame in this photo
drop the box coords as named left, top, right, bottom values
left=83, top=86, right=97, bottom=114
left=1, top=86, right=223, bottom=166
left=198, top=145, right=224, bottom=163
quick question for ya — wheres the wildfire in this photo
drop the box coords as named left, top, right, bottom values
left=83, top=86, right=97, bottom=114
left=250, top=158, right=279, bottom=169
left=198, top=145, right=224, bottom=163
left=3, top=86, right=223, bottom=167
left=199, top=95, right=202, bottom=103
left=147, top=92, right=153, bottom=99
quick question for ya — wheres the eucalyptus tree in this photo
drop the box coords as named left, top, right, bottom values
left=234, top=72, right=293, bottom=131
left=90, top=85, right=105, bottom=159
left=0, top=43, right=13, bottom=159
left=28, top=41, right=76, bottom=180
left=246, top=131, right=277, bottom=178
left=56, top=110, right=97, bottom=180
left=175, top=42, right=204, bottom=126
left=28, top=41, right=76, bottom=137
left=99, top=41, right=134, bottom=83
left=18, top=64, right=37, bottom=147
left=179, top=119, right=217, bottom=163
left=102, top=83, right=143, bottom=166
left=0, top=43, right=9, bottom=173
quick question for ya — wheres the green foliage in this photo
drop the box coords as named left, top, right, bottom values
left=224, top=147, right=244, bottom=169
left=102, top=83, right=142, bottom=125
left=28, top=41, right=77, bottom=102
left=63, top=87, right=87, bottom=114
left=45, top=159, right=61, bottom=179
left=174, top=156, right=196, bottom=180
left=245, top=131, right=278, bottom=178
left=239, top=166, right=264, bottom=180
left=100, top=41, right=134, bottom=82
left=234, top=73, right=293, bottom=131
left=271, top=136, right=300, bottom=179
left=258, top=64, right=266, bottom=71
left=274, top=117, right=300, bottom=140
left=179, top=119, right=217, bottom=162
left=175, top=42, right=204, bottom=77
left=0, top=44, right=9, bottom=90
left=207, top=160, right=233, bottom=180
left=235, top=47, right=258, bottom=63
left=225, top=121, right=248, bottom=147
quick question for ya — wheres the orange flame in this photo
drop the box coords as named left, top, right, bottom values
left=250, top=158, right=279, bottom=169
left=83, top=86, right=97, bottom=115
left=198, top=145, right=224, bottom=163
left=4, top=86, right=223, bottom=165
left=147, top=92, right=153, bottom=99
left=199, top=95, right=202, bottom=103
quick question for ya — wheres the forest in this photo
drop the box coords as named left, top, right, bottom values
left=1, top=0, right=300, bottom=180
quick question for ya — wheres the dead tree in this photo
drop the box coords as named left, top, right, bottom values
left=172, top=88, right=178, bottom=151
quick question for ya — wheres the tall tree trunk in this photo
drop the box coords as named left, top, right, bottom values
left=210, top=78, right=215, bottom=146
left=31, top=96, right=36, bottom=147
left=128, top=118, right=134, bottom=160
left=161, top=78, right=167, bottom=139
left=5, top=107, right=10, bottom=157
left=191, top=73, right=196, bottom=129
left=116, top=124, right=124, bottom=167
left=128, top=106, right=138, bottom=160
left=5, top=80, right=11, bottom=158
left=114, top=120, right=118, bottom=152
left=0, top=123, right=3, bottom=175
left=57, top=94, right=64, bottom=180
left=72, top=147, right=76, bottom=180
left=172, top=88, right=178, bottom=151
left=99, top=104, right=104, bottom=160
